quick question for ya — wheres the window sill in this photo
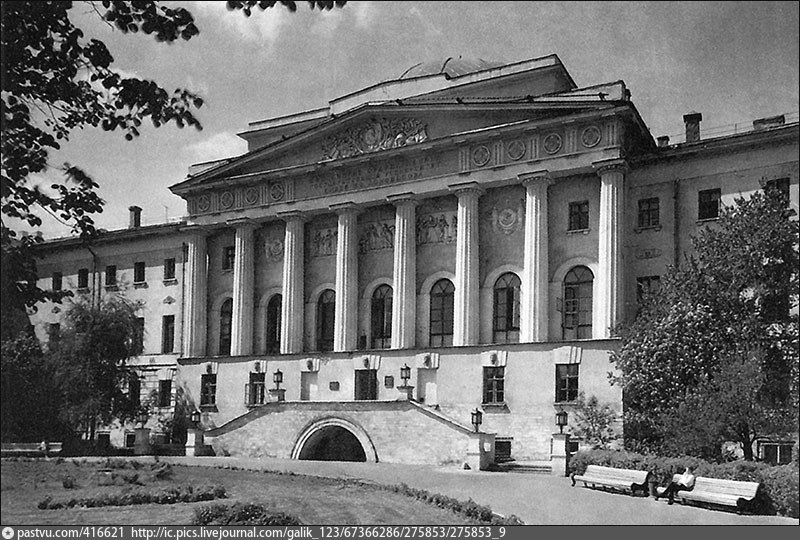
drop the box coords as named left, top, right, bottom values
left=221, top=268, right=234, bottom=274
left=199, top=404, right=218, bottom=412
left=566, top=228, right=590, bottom=236
left=105, top=284, right=119, bottom=291
left=481, top=402, right=510, bottom=413
left=634, top=225, right=662, bottom=233
left=133, top=282, right=148, bottom=289
left=77, top=287, right=90, bottom=294
left=696, top=217, right=719, bottom=224
left=163, top=278, right=178, bottom=286
left=554, top=400, right=578, bottom=406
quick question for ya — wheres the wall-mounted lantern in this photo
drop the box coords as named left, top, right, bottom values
left=556, top=406, right=568, bottom=434
left=471, top=408, right=483, bottom=433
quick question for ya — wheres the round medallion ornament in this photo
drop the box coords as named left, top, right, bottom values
left=506, top=140, right=526, bottom=161
left=581, top=126, right=602, bottom=148
left=471, top=145, right=491, bottom=167
left=270, top=182, right=285, bottom=201
left=197, top=195, right=211, bottom=212
left=497, top=208, right=518, bottom=233
left=244, top=187, right=258, bottom=205
left=220, top=191, right=234, bottom=209
left=543, top=133, right=562, bottom=155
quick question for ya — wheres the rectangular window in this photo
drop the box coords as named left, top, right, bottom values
left=636, top=276, right=661, bottom=304
left=246, top=372, right=266, bottom=406
left=133, top=261, right=146, bottom=283
left=482, top=366, right=505, bottom=404
left=129, top=375, right=141, bottom=408
left=568, top=201, right=589, bottom=231
left=163, top=258, right=176, bottom=280
left=78, top=268, right=89, bottom=289
left=161, top=315, right=175, bottom=354
left=52, top=271, right=62, bottom=291
left=495, top=439, right=513, bottom=463
left=698, top=188, right=721, bottom=220
left=765, top=178, right=790, bottom=207
left=637, top=197, right=660, bottom=229
left=200, top=374, right=217, bottom=406
left=158, top=379, right=172, bottom=407
left=134, top=317, right=145, bottom=353
left=354, top=369, right=378, bottom=400
left=105, top=265, right=117, bottom=286
left=222, top=246, right=235, bottom=271
left=48, top=323, right=61, bottom=344
left=556, top=364, right=579, bottom=402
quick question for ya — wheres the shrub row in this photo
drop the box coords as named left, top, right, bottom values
left=386, top=483, right=524, bottom=525
left=37, top=484, right=227, bottom=510
left=570, top=449, right=799, bottom=518
left=193, top=503, right=302, bottom=525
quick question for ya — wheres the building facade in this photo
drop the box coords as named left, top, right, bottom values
left=31, top=55, right=799, bottom=465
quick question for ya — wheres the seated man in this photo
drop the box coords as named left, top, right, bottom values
left=656, top=465, right=696, bottom=505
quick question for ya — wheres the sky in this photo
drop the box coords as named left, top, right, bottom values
left=18, top=1, right=800, bottom=238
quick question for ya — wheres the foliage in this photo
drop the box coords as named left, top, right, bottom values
left=611, top=190, right=799, bottom=459
left=0, top=331, right=67, bottom=442
left=570, top=392, right=619, bottom=449
left=0, top=0, right=346, bottom=313
left=570, top=449, right=800, bottom=518
left=48, top=294, right=145, bottom=439
left=193, top=502, right=303, bottom=526
left=387, top=483, right=525, bottom=525
left=37, top=483, right=227, bottom=510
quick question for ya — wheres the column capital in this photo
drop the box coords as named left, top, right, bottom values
left=592, top=158, right=629, bottom=176
left=178, top=225, right=210, bottom=237
left=387, top=193, right=419, bottom=206
left=329, top=201, right=360, bottom=215
left=448, top=181, right=484, bottom=197
left=277, top=210, right=308, bottom=223
left=226, top=218, right=258, bottom=231
left=519, top=170, right=553, bottom=187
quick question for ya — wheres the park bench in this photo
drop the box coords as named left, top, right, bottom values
left=0, top=442, right=63, bottom=458
left=656, top=474, right=761, bottom=514
left=571, top=464, right=651, bottom=496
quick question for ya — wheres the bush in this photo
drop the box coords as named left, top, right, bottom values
left=571, top=449, right=799, bottom=518
left=193, top=502, right=302, bottom=525
left=61, top=476, right=75, bottom=489
left=38, top=484, right=226, bottom=510
left=149, top=461, right=173, bottom=481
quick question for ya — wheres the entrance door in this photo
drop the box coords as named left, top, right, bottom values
left=300, top=371, right=318, bottom=401
left=354, top=369, right=378, bottom=400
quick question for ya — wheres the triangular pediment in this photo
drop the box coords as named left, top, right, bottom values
left=172, top=96, right=621, bottom=196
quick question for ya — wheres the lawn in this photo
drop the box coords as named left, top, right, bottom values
left=0, top=458, right=480, bottom=525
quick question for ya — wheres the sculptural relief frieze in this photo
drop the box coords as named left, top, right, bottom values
left=359, top=220, right=395, bottom=253
left=416, top=212, right=457, bottom=245
left=311, top=228, right=338, bottom=257
left=308, top=154, right=438, bottom=197
left=321, top=117, right=428, bottom=160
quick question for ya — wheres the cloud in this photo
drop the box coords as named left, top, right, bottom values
left=187, top=1, right=288, bottom=44
left=351, top=1, right=376, bottom=28
left=186, top=132, right=247, bottom=162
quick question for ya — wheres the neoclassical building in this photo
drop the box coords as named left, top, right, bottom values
left=31, top=55, right=799, bottom=467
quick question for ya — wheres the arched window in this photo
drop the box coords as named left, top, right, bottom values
left=429, top=279, right=455, bottom=347
left=316, top=289, right=335, bottom=352
left=266, top=294, right=282, bottom=354
left=371, top=285, right=393, bottom=349
left=563, top=266, right=593, bottom=340
left=219, top=298, right=233, bottom=355
left=493, top=272, right=521, bottom=343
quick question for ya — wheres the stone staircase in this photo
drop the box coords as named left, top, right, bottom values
left=494, top=460, right=553, bottom=474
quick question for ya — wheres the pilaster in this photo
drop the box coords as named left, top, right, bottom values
left=520, top=171, right=552, bottom=342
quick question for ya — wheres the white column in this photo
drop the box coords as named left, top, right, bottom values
left=451, top=183, right=482, bottom=346
left=389, top=195, right=418, bottom=349
left=280, top=213, right=306, bottom=354
left=184, top=231, right=207, bottom=358
left=333, top=204, right=359, bottom=352
left=593, top=159, right=627, bottom=338
left=520, top=171, right=552, bottom=342
left=231, top=221, right=256, bottom=356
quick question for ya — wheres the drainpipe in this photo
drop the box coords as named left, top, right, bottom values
left=673, top=179, right=680, bottom=267
left=180, top=242, right=188, bottom=357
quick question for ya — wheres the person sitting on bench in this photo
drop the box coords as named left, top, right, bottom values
left=656, top=465, right=696, bottom=505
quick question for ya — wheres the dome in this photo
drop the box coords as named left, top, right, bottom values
left=398, top=57, right=505, bottom=80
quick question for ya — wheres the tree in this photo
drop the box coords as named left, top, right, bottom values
left=611, top=189, right=799, bottom=460
left=570, top=392, right=619, bottom=450
left=49, top=294, right=144, bottom=440
left=1, top=0, right=345, bottom=314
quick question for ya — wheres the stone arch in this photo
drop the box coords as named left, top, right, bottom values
left=291, top=416, right=378, bottom=463
left=550, top=257, right=600, bottom=340
left=360, top=277, right=393, bottom=348
left=480, top=264, right=523, bottom=343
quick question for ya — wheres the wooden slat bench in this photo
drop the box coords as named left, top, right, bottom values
left=571, top=464, right=651, bottom=496
left=0, top=442, right=63, bottom=458
left=656, top=474, right=761, bottom=514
